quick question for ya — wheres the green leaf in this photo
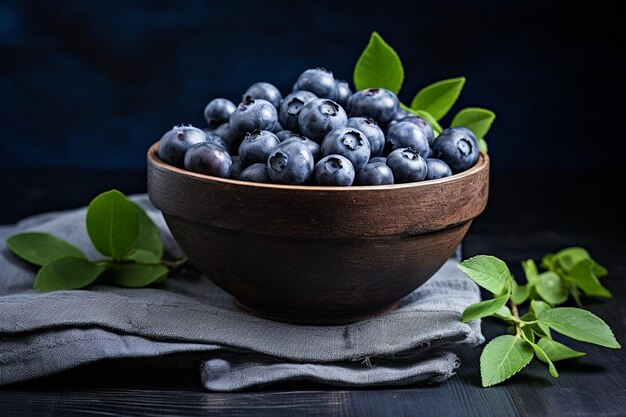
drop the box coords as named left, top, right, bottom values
left=493, top=305, right=513, bottom=320
left=530, top=300, right=552, bottom=338
left=462, top=294, right=509, bottom=322
left=458, top=255, right=511, bottom=295
left=555, top=247, right=590, bottom=272
left=535, top=271, right=568, bottom=305
left=564, top=260, right=611, bottom=298
left=111, top=263, right=168, bottom=288
left=480, top=335, right=534, bottom=387
left=520, top=324, right=535, bottom=343
left=526, top=338, right=559, bottom=378
left=511, top=282, right=530, bottom=305
left=129, top=201, right=164, bottom=259
left=86, top=190, right=139, bottom=259
left=400, top=104, right=443, bottom=133
left=127, top=249, right=161, bottom=263
left=451, top=107, right=496, bottom=139
left=34, top=256, right=105, bottom=291
left=410, top=77, right=465, bottom=121
left=541, top=254, right=556, bottom=271
left=477, top=138, right=488, bottom=153
left=537, top=338, right=586, bottom=362
left=591, top=260, right=608, bottom=277
left=6, top=232, right=85, bottom=266
left=538, top=307, right=621, bottom=348
left=353, top=32, right=404, bottom=94
left=522, top=259, right=539, bottom=285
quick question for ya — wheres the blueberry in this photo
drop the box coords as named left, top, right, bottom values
left=391, top=107, right=413, bottom=122
left=213, top=123, right=237, bottom=150
left=275, top=130, right=295, bottom=141
left=386, top=148, right=428, bottom=183
left=239, top=163, right=272, bottom=183
left=184, top=142, right=232, bottom=178
left=425, top=158, right=453, bottom=180
left=282, top=134, right=321, bottom=160
left=321, top=127, right=370, bottom=171
left=348, top=88, right=399, bottom=124
left=335, top=80, right=352, bottom=108
left=204, top=131, right=231, bottom=153
left=238, top=129, right=280, bottom=166
left=369, top=156, right=387, bottom=164
left=243, top=82, right=282, bottom=108
left=293, top=68, right=338, bottom=100
left=385, top=121, right=430, bottom=158
left=389, top=116, right=435, bottom=146
left=346, top=117, right=385, bottom=157
left=158, top=125, right=207, bottom=167
left=230, top=98, right=278, bottom=139
left=279, top=90, right=318, bottom=132
left=203, top=99, right=236, bottom=128
left=298, top=99, right=348, bottom=143
left=313, top=155, right=355, bottom=186
left=355, top=162, right=394, bottom=185
left=267, top=141, right=314, bottom=185
left=271, top=121, right=284, bottom=133
left=230, top=155, right=244, bottom=179
left=431, top=127, right=479, bottom=173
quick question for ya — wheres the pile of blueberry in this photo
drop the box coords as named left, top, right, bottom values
left=157, top=68, right=480, bottom=186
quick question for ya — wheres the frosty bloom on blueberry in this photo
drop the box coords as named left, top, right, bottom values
left=157, top=66, right=486, bottom=186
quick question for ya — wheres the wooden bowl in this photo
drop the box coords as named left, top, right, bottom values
left=147, top=142, right=489, bottom=324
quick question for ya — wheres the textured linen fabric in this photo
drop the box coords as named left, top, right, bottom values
left=0, top=195, right=483, bottom=391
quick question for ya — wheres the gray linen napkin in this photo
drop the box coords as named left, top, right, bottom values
left=0, top=195, right=483, bottom=391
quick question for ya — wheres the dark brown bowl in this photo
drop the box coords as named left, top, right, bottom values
left=147, top=142, right=489, bottom=324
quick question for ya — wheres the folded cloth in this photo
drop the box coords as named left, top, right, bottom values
left=0, top=195, right=483, bottom=391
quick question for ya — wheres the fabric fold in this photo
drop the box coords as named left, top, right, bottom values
left=0, top=195, right=483, bottom=390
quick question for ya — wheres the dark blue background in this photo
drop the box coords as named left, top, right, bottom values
left=0, top=0, right=623, bottom=171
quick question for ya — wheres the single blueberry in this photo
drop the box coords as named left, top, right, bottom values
left=386, top=148, right=428, bottom=183
left=335, top=80, right=352, bottom=109
left=279, top=90, right=318, bottom=132
left=321, top=127, right=371, bottom=171
left=230, top=98, right=278, bottom=139
left=203, top=98, right=236, bottom=128
left=184, top=142, right=232, bottom=178
left=275, top=130, right=295, bottom=141
left=298, top=99, right=348, bottom=143
left=238, top=129, right=280, bottom=166
left=346, top=117, right=385, bottom=157
left=385, top=121, right=430, bottom=158
left=391, top=107, right=413, bottom=122
left=293, top=68, right=338, bottom=100
left=425, top=158, right=453, bottom=180
left=431, top=127, right=479, bottom=173
left=230, top=155, right=244, bottom=179
left=203, top=131, right=231, bottom=154
left=158, top=125, right=207, bottom=167
left=313, top=155, right=355, bottom=186
left=369, top=156, right=387, bottom=164
left=243, top=82, right=282, bottom=108
left=355, top=162, right=394, bottom=185
left=389, top=116, right=435, bottom=146
left=239, top=163, right=272, bottom=183
left=348, top=88, right=399, bottom=124
left=282, top=135, right=321, bottom=160
left=213, top=123, right=237, bottom=149
left=267, top=141, right=314, bottom=185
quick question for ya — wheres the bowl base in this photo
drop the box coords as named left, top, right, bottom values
left=234, top=299, right=401, bottom=325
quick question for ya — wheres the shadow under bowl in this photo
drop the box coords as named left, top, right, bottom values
left=147, top=142, right=489, bottom=324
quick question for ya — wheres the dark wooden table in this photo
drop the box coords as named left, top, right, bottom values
left=1, top=169, right=624, bottom=417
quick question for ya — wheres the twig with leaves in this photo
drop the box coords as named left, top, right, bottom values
left=7, top=190, right=188, bottom=290
left=458, top=250, right=620, bottom=387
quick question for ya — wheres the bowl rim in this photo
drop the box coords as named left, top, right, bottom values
left=148, top=141, right=489, bottom=192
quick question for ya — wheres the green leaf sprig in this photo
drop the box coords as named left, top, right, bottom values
left=458, top=249, right=620, bottom=387
left=6, top=190, right=188, bottom=291
left=353, top=31, right=495, bottom=153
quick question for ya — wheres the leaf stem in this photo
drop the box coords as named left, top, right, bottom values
left=93, top=257, right=189, bottom=269
left=511, top=301, right=522, bottom=337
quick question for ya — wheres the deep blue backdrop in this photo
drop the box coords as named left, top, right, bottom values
left=1, top=0, right=623, bottom=171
